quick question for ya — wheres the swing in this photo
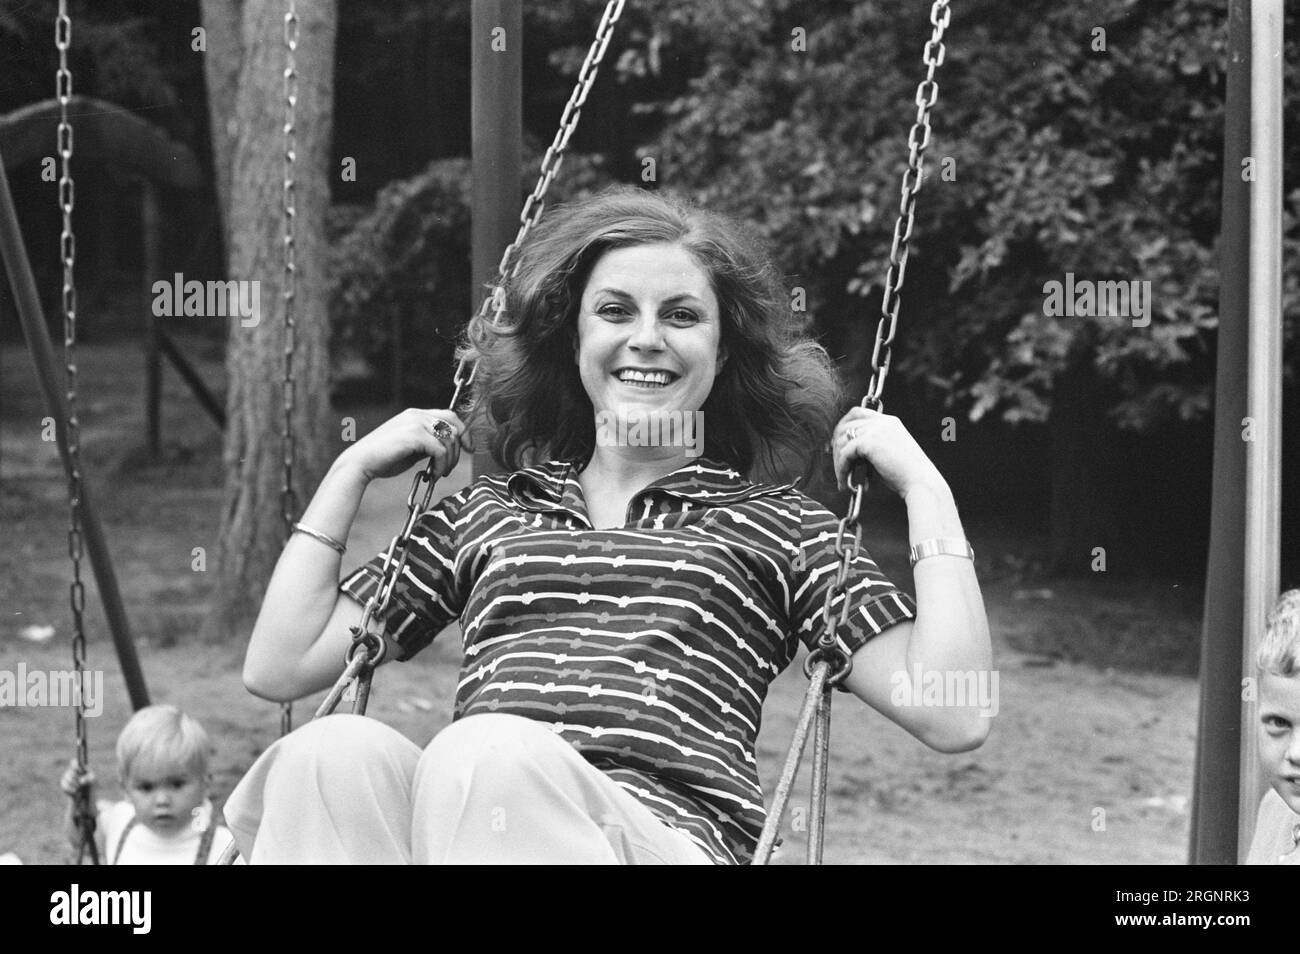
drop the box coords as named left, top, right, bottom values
left=215, top=0, right=952, bottom=865
left=42, top=0, right=274, bottom=862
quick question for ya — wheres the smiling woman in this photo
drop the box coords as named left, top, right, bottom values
left=461, top=186, right=845, bottom=483
left=231, top=185, right=991, bottom=865
left=578, top=244, right=721, bottom=426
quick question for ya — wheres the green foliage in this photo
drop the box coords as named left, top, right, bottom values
left=0, top=0, right=176, bottom=116
left=641, top=0, right=1299, bottom=431
left=327, top=150, right=616, bottom=398
left=328, top=157, right=472, bottom=369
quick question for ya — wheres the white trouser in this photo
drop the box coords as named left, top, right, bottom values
left=223, top=712, right=714, bottom=864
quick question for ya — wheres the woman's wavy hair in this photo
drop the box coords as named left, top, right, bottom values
left=455, top=185, right=846, bottom=483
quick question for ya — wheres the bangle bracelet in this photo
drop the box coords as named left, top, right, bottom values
left=909, top=537, right=973, bottom=567
left=292, top=522, right=346, bottom=555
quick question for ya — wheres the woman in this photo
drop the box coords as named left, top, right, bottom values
left=229, top=186, right=992, bottom=865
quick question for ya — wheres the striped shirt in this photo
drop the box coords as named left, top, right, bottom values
left=339, top=455, right=917, bottom=864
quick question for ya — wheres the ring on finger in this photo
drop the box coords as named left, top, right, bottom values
left=429, top=420, right=456, bottom=444
left=845, top=426, right=858, bottom=442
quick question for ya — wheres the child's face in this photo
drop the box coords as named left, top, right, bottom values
left=123, top=762, right=207, bottom=836
left=1258, top=671, right=1300, bottom=814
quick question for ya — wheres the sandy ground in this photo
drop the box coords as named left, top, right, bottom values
left=0, top=340, right=1202, bottom=864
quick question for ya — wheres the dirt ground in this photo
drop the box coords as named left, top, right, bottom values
left=1, top=338, right=1205, bottom=864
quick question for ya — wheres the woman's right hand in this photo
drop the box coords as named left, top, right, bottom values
left=339, top=409, right=468, bottom=483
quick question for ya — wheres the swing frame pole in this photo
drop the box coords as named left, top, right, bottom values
left=1238, top=0, right=1283, bottom=859
left=0, top=151, right=149, bottom=711
left=469, top=0, right=522, bottom=480
left=142, top=181, right=162, bottom=454
left=1188, top=0, right=1283, bottom=865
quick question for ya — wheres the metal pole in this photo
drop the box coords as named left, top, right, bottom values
left=1189, top=0, right=1285, bottom=866
left=142, top=182, right=161, bottom=454
left=155, top=330, right=226, bottom=429
left=1238, top=0, right=1284, bottom=861
left=0, top=152, right=149, bottom=711
left=1189, top=0, right=1251, bottom=865
left=752, top=661, right=831, bottom=864
left=470, top=0, right=521, bottom=478
left=807, top=686, right=832, bottom=864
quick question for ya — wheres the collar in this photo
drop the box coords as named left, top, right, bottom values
left=505, top=455, right=800, bottom=515
left=127, top=798, right=214, bottom=842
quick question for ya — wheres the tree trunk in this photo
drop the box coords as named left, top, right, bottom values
left=199, top=0, right=243, bottom=255
left=1047, top=355, right=1116, bottom=575
left=201, top=0, right=337, bottom=642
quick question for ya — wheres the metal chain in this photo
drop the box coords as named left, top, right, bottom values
left=863, top=0, right=950, bottom=411
left=753, top=0, right=952, bottom=866
left=451, top=0, right=626, bottom=399
left=317, top=0, right=627, bottom=719
left=55, top=0, right=98, bottom=866
left=819, top=0, right=950, bottom=684
left=278, top=0, right=300, bottom=736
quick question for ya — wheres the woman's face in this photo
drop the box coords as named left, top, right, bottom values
left=575, top=242, right=725, bottom=435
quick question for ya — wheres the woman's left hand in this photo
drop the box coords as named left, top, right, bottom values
left=832, top=406, right=945, bottom=500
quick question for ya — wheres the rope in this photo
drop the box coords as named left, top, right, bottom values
left=55, top=0, right=98, bottom=867
left=751, top=0, right=952, bottom=865
left=751, top=660, right=830, bottom=862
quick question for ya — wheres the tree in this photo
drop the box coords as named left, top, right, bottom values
left=199, top=0, right=337, bottom=641
left=635, top=0, right=1298, bottom=572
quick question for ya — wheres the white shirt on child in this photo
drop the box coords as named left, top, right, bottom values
left=97, top=798, right=239, bottom=865
left=1245, top=787, right=1300, bottom=865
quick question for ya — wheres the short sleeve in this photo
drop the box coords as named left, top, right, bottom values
left=788, top=494, right=917, bottom=657
left=338, top=486, right=473, bottom=660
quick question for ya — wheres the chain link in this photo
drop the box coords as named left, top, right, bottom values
left=813, top=0, right=951, bottom=685
left=450, top=0, right=626, bottom=400
left=864, top=0, right=949, bottom=412
left=756, top=5, right=954, bottom=864
left=279, top=0, right=300, bottom=736
left=281, top=0, right=299, bottom=535
left=318, top=0, right=627, bottom=718
left=55, top=0, right=98, bottom=865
